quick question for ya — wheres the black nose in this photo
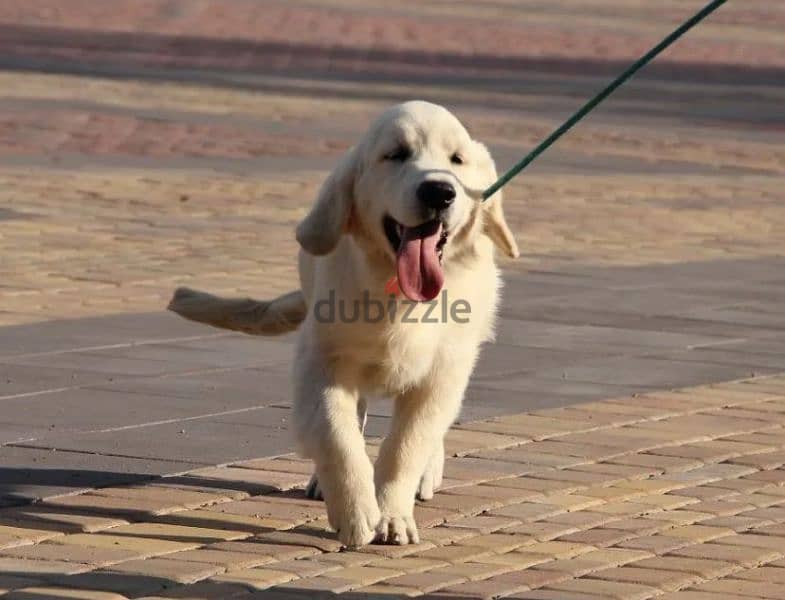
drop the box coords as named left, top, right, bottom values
left=417, top=180, right=455, bottom=211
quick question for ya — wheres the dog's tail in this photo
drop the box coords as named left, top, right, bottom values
left=167, top=287, right=307, bottom=336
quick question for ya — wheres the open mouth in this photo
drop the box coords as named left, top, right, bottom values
left=383, top=215, right=449, bottom=302
left=383, top=216, right=449, bottom=262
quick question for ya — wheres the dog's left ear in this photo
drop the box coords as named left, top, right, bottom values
left=474, top=142, right=519, bottom=258
left=483, top=193, right=520, bottom=258
left=296, top=146, right=359, bottom=255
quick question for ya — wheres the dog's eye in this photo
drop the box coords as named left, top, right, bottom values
left=450, top=153, right=464, bottom=165
left=384, top=146, right=411, bottom=162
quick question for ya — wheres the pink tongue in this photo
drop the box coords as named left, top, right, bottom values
left=396, top=221, right=444, bottom=302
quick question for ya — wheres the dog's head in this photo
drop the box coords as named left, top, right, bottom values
left=297, top=100, right=518, bottom=302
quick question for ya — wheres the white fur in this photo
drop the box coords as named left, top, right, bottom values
left=292, top=101, right=517, bottom=547
left=168, top=101, right=517, bottom=548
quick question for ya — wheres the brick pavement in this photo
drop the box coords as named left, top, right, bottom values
left=0, top=375, right=784, bottom=598
left=1, top=0, right=785, bottom=597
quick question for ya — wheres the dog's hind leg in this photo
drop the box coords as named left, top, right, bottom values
left=416, top=439, right=445, bottom=501
left=306, top=396, right=368, bottom=500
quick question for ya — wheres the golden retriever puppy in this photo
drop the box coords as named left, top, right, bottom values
left=169, top=100, right=518, bottom=548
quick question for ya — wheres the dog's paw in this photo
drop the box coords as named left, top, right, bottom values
left=375, top=513, right=419, bottom=545
left=416, top=442, right=445, bottom=501
left=305, top=473, right=323, bottom=500
left=333, top=494, right=380, bottom=549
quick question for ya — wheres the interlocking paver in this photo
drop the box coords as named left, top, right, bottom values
left=100, top=557, right=223, bottom=584
left=587, top=565, right=701, bottom=591
left=47, top=533, right=199, bottom=559
left=547, top=578, right=660, bottom=599
left=0, top=542, right=138, bottom=567
left=692, top=578, right=785, bottom=599
left=1, top=2, right=785, bottom=598
left=669, top=540, right=781, bottom=567
left=632, top=556, right=737, bottom=579
left=208, top=566, right=297, bottom=590
left=4, top=589, right=126, bottom=600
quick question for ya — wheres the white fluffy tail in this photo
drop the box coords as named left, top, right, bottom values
left=167, top=287, right=306, bottom=336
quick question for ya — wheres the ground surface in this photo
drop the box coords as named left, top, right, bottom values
left=1, top=0, right=784, bottom=598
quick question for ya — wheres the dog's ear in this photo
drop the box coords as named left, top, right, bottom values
left=483, top=193, right=519, bottom=258
left=473, top=141, right=519, bottom=258
left=296, top=146, right=359, bottom=255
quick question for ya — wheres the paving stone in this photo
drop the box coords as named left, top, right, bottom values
left=91, top=485, right=231, bottom=510
left=153, top=509, right=287, bottom=534
left=255, top=529, right=342, bottom=553
left=418, top=526, right=476, bottom=546
left=356, top=540, right=435, bottom=559
left=0, top=541, right=137, bottom=567
left=180, top=468, right=304, bottom=495
left=713, top=532, right=785, bottom=551
left=587, top=565, right=701, bottom=591
left=48, top=533, right=199, bottom=558
left=143, top=579, right=254, bottom=598
left=413, top=544, right=493, bottom=564
left=654, top=592, right=756, bottom=600
left=444, top=516, right=520, bottom=534
left=543, top=511, right=615, bottom=531
left=731, top=565, right=785, bottom=584
left=205, top=496, right=325, bottom=524
left=614, top=534, right=694, bottom=555
left=455, top=533, right=532, bottom=553
left=0, top=524, right=62, bottom=549
left=501, top=521, right=583, bottom=542
left=610, top=453, right=704, bottom=474
left=336, top=563, right=408, bottom=581
left=700, top=514, right=774, bottom=532
left=632, top=556, right=736, bottom=578
left=489, top=501, right=564, bottom=522
left=0, top=506, right=127, bottom=534
left=41, top=494, right=181, bottom=519
left=669, top=540, right=781, bottom=567
left=547, top=577, right=660, bottom=600
left=104, top=557, right=223, bottom=584
left=208, top=540, right=320, bottom=561
left=515, top=541, right=595, bottom=560
left=0, top=556, right=88, bottom=576
left=4, top=588, right=127, bottom=600
left=557, top=527, right=636, bottom=547
left=106, top=522, right=250, bottom=544
left=474, top=551, right=552, bottom=569
left=209, top=567, right=297, bottom=590
left=368, top=556, right=448, bottom=573
left=443, top=483, right=538, bottom=503
left=413, top=504, right=463, bottom=528
left=156, top=548, right=276, bottom=571
left=438, top=568, right=566, bottom=599
left=692, top=578, right=785, bottom=599
left=443, top=429, right=521, bottom=456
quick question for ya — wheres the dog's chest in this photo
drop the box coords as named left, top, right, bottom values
left=338, top=292, right=494, bottom=392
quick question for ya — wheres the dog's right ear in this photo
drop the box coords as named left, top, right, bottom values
left=296, top=146, right=359, bottom=255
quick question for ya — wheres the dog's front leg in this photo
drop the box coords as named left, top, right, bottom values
left=305, top=396, right=368, bottom=501
left=294, top=360, right=378, bottom=549
left=374, top=373, right=467, bottom=544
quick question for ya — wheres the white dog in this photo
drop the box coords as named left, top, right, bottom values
left=169, top=101, right=518, bottom=548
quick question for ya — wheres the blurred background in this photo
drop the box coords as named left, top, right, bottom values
left=1, top=0, right=783, bottom=326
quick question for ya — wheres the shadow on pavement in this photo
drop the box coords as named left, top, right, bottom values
left=0, top=23, right=782, bottom=92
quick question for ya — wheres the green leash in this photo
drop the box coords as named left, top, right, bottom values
left=482, top=0, right=728, bottom=200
